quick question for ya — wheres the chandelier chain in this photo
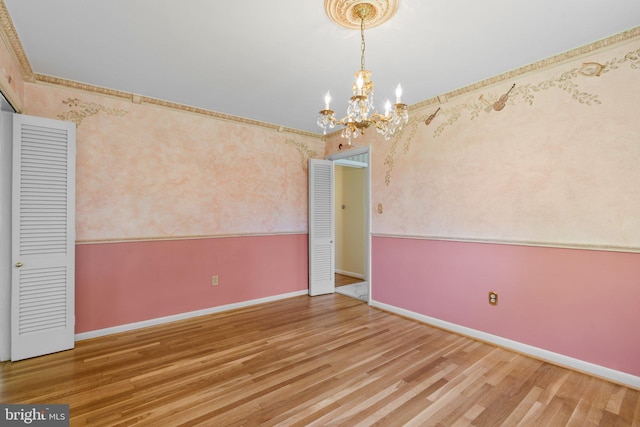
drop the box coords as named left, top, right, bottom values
left=360, top=15, right=366, bottom=71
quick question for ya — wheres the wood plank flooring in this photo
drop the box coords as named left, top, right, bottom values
left=1, top=294, right=639, bottom=426
left=336, top=273, right=364, bottom=287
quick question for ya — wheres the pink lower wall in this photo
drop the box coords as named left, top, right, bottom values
left=372, top=236, right=640, bottom=377
left=75, top=234, right=308, bottom=333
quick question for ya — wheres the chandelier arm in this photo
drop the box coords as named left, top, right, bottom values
left=335, top=116, right=367, bottom=127
left=335, top=117, right=356, bottom=130
left=369, top=112, right=388, bottom=121
left=369, top=113, right=390, bottom=129
left=373, top=120, right=388, bottom=132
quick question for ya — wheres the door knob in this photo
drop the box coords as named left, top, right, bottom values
left=15, top=262, right=23, bottom=267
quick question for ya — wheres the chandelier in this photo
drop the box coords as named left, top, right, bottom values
left=317, top=1, right=408, bottom=143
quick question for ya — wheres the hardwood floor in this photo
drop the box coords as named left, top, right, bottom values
left=1, top=294, right=638, bottom=426
left=335, top=272, right=364, bottom=287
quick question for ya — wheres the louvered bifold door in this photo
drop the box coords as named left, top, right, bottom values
left=308, top=159, right=335, bottom=296
left=11, top=114, right=75, bottom=361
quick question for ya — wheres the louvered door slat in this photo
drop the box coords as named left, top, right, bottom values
left=18, top=125, right=69, bottom=258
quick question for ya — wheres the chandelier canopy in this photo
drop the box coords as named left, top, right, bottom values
left=318, top=0, right=408, bottom=143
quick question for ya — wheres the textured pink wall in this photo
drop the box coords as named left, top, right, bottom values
left=19, top=83, right=321, bottom=335
left=23, top=83, right=323, bottom=242
left=76, top=234, right=308, bottom=333
left=372, top=236, right=640, bottom=376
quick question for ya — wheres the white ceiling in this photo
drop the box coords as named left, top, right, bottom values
left=4, top=0, right=640, bottom=135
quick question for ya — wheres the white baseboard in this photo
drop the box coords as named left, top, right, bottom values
left=75, top=290, right=308, bottom=341
left=371, top=300, right=640, bottom=390
left=335, top=269, right=365, bottom=279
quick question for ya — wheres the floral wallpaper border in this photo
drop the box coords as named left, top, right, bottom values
left=57, top=98, right=128, bottom=126
left=383, top=46, right=640, bottom=185
left=284, top=138, right=320, bottom=172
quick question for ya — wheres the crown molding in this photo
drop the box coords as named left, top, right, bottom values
left=0, top=0, right=33, bottom=81
left=409, top=26, right=640, bottom=112
left=33, top=73, right=322, bottom=138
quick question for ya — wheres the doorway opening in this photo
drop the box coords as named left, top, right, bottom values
left=328, top=147, right=371, bottom=303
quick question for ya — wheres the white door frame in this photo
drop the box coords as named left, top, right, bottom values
left=327, top=146, right=371, bottom=304
left=0, top=112, right=12, bottom=361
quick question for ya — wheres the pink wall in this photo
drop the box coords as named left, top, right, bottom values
left=75, top=234, right=308, bottom=333
left=16, top=72, right=321, bottom=338
left=372, top=236, right=640, bottom=376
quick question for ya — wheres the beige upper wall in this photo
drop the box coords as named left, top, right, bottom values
left=20, top=83, right=324, bottom=242
left=327, top=32, right=640, bottom=252
left=335, top=165, right=365, bottom=276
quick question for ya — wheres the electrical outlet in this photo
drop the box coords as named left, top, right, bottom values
left=488, top=291, right=498, bottom=305
left=212, top=275, right=219, bottom=286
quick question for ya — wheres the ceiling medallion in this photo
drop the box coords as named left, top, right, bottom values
left=318, top=0, right=407, bottom=144
left=324, top=0, right=399, bottom=29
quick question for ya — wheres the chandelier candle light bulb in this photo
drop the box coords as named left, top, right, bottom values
left=356, top=75, right=364, bottom=95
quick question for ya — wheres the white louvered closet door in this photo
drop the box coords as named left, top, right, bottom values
left=11, top=114, right=75, bottom=361
left=308, top=159, right=335, bottom=296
